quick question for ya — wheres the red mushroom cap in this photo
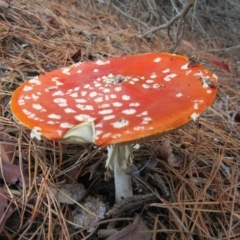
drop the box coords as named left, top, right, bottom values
left=10, top=52, right=218, bottom=146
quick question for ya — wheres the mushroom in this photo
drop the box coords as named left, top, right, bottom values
left=10, top=52, right=218, bottom=203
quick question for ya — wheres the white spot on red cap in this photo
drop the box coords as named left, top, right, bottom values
left=138, top=111, right=148, bottom=116
left=142, top=117, right=152, bottom=124
left=60, top=122, right=74, bottom=128
left=47, top=121, right=55, bottom=124
left=153, top=84, right=160, bottom=89
left=18, top=99, right=25, bottom=105
left=150, top=74, right=157, bottom=78
left=142, top=84, right=150, bottom=89
left=75, top=114, right=95, bottom=121
left=102, top=133, right=111, bottom=138
left=103, top=88, right=110, bottom=93
left=77, top=69, right=82, bottom=73
left=32, top=104, right=46, bottom=111
left=81, top=91, right=87, bottom=96
left=23, top=109, right=34, bottom=117
left=207, top=90, right=212, bottom=94
left=75, top=99, right=87, bottom=103
left=193, top=99, right=204, bottom=103
left=64, top=108, right=76, bottom=113
left=66, top=89, right=73, bottom=94
left=89, top=92, right=97, bottom=98
left=30, top=126, right=42, bottom=140
left=114, top=87, right=122, bottom=92
left=112, top=102, right=122, bottom=107
left=134, top=126, right=145, bottom=130
left=99, top=109, right=113, bottom=115
left=176, top=93, right=183, bottom=97
left=122, top=109, right=136, bottom=115
left=162, top=68, right=170, bottom=73
left=112, top=134, right=122, bottom=139
left=52, top=77, right=63, bottom=86
left=76, top=105, right=94, bottom=110
left=93, top=69, right=99, bottom=72
left=130, top=102, right=140, bottom=107
left=103, top=115, right=115, bottom=120
left=57, top=130, right=63, bottom=136
left=122, top=95, right=130, bottom=100
left=191, top=113, right=199, bottom=121
left=31, top=94, right=39, bottom=100
left=194, top=103, right=199, bottom=109
left=73, top=62, right=83, bottom=67
left=70, top=92, right=78, bottom=98
left=96, top=60, right=110, bottom=65
left=112, top=119, right=129, bottom=128
left=181, top=63, right=188, bottom=70
left=23, top=86, right=33, bottom=91
left=99, top=103, right=110, bottom=108
left=84, top=84, right=90, bottom=89
left=53, top=98, right=67, bottom=107
left=154, top=57, right=161, bottom=62
left=164, top=73, right=177, bottom=82
left=146, top=80, right=154, bottom=83
left=62, top=67, right=71, bottom=75
left=45, top=86, right=58, bottom=92
left=48, top=114, right=61, bottom=119
left=132, top=78, right=139, bottom=81
left=94, top=83, right=101, bottom=87
left=110, top=94, right=117, bottom=98
left=52, top=90, right=64, bottom=96
left=29, top=76, right=41, bottom=85
left=94, top=97, right=103, bottom=103
left=29, top=114, right=37, bottom=119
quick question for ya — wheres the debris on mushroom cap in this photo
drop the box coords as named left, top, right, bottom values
left=10, top=52, right=218, bottom=146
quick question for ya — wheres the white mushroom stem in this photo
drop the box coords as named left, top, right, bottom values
left=106, top=145, right=133, bottom=203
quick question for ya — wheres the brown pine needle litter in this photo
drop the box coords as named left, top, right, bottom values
left=0, top=0, right=240, bottom=239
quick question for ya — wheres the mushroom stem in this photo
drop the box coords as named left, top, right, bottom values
left=106, top=145, right=133, bottom=203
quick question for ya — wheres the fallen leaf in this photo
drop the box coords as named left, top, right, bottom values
left=213, top=100, right=223, bottom=111
left=73, top=196, right=106, bottom=232
left=167, top=153, right=182, bottom=168
left=49, top=183, right=87, bottom=204
left=0, top=161, right=28, bottom=187
left=0, top=188, right=13, bottom=233
left=155, top=139, right=172, bottom=161
left=0, top=137, right=14, bottom=164
left=0, top=0, right=9, bottom=7
left=0, top=131, right=29, bottom=187
left=234, top=112, right=240, bottom=123
left=71, top=49, right=82, bottom=62
left=207, top=59, right=230, bottom=72
left=106, top=215, right=151, bottom=240
left=155, top=139, right=182, bottom=168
